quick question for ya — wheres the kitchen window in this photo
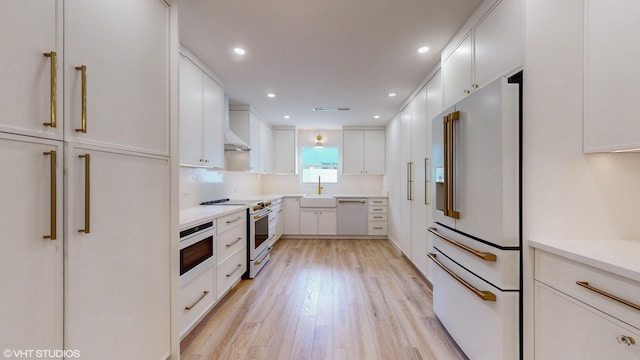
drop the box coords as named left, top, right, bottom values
left=301, top=147, right=338, bottom=183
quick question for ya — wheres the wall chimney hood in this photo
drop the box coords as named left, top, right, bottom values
left=224, top=128, right=251, bottom=151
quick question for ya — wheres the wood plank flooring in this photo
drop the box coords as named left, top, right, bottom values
left=180, top=239, right=467, bottom=360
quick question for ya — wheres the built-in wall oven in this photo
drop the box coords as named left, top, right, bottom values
left=179, top=220, right=215, bottom=287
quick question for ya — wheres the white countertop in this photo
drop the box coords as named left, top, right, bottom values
left=529, top=238, right=640, bottom=282
left=180, top=205, right=248, bottom=229
left=275, top=193, right=388, bottom=198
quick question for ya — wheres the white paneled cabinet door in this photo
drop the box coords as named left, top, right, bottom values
left=343, top=130, right=365, bottom=174
left=317, top=209, right=337, bottom=235
left=299, top=209, right=318, bottom=235
left=0, top=134, right=63, bottom=352
left=273, top=129, right=296, bottom=174
left=179, top=56, right=204, bottom=165
left=249, top=113, right=260, bottom=171
left=64, top=0, right=169, bottom=154
left=399, top=106, right=412, bottom=254
left=284, top=197, right=300, bottom=234
left=0, top=1, right=62, bottom=140
left=409, top=88, right=428, bottom=276
left=203, top=74, right=225, bottom=168
left=442, top=33, right=473, bottom=109
left=66, top=145, right=170, bottom=360
left=363, top=130, right=385, bottom=175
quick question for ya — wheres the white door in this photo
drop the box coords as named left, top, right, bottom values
left=342, top=130, right=364, bottom=174
left=410, top=88, right=428, bottom=275
left=363, top=130, right=386, bottom=175
left=0, top=134, right=63, bottom=351
left=248, top=113, right=260, bottom=171
left=64, top=0, right=169, bottom=155
left=299, top=209, right=318, bottom=235
left=203, top=74, right=225, bottom=168
left=399, top=105, right=412, bottom=254
left=425, top=71, right=442, bottom=279
left=66, top=145, right=170, bottom=359
left=273, top=129, right=296, bottom=174
left=317, top=209, right=337, bottom=235
left=0, top=1, right=63, bottom=140
left=179, top=56, right=204, bottom=166
left=283, top=198, right=300, bottom=234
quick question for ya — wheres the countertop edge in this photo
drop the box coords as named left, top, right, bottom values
left=180, top=205, right=248, bottom=229
left=528, top=239, right=640, bottom=282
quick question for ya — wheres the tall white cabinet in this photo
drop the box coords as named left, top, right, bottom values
left=0, top=1, right=173, bottom=358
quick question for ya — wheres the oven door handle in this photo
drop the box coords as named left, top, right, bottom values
left=253, top=209, right=272, bottom=220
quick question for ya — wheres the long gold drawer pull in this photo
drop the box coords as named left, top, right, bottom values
left=576, top=281, right=640, bottom=311
left=75, top=65, right=87, bottom=133
left=428, top=227, right=496, bottom=261
left=43, top=151, right=57, bottom=240
left=428, top=252, right=496, bottom=301
left=226, top=237, right=243, bottom=247
left=226, top=264, right=242, bottom=277
left=424, top=157, right=430, bottom=205
left=43, top=51, right=57, bottom=128
left=226, top=217, right=243, bottom=224
left=185, top=291, right=209, bottom=311
left=78, top=154, right=91, bottom=233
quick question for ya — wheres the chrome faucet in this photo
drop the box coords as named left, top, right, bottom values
left=317, top=176, right=323, bottom=194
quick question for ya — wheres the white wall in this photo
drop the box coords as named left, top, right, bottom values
left=524, top=0, right=640, bottom=242
left=179, top=167, right=261, bottom=209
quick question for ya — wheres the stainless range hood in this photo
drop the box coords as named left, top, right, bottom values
left=224, top=128, right=251, bottom=151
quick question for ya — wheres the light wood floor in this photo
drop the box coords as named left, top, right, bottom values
left=180, top=238, right=467, bottom=360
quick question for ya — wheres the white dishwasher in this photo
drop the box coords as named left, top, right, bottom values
left=336, top=198, right=368, bottom=235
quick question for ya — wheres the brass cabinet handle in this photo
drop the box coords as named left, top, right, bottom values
left=409, top=161, right=414, bottom=201
left=373, top=227, right=383, bottom=230
left=226, top=237, right=243, bottom=247
left=226, top=216, right=243, bottom=224
left=43, top=150, right=57, bottom=240
left=428, top=252, right=496, bottom=301
left=428, top=227, right=496, bottom=261
left=226, top=264, right=243, bottom=277
left=576, top=281, right=640, bottom=311
left=373, top=216, right=383, bottom=219
left=184, top=291, right=209, bottom=311
left=424, top=157, right=430, bottom=205
left=43, top=52, right=57, bottom=128
left=617, top=335, right=636, bottom=346
left=338, top=199, right=366, bottom=203
left=78, top=154, right=90, bottom=233
left=443, top=112, right=460, bottom=219
left=75, top=65, right=87, bottom=133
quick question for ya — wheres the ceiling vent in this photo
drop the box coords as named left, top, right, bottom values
left=312, top=107, right=350, bottom=112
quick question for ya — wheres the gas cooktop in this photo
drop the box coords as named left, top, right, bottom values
left=200, top=198, right=262, bottom=206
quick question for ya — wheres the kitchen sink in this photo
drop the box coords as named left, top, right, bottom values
left=299, top=195, right=336, bottom=208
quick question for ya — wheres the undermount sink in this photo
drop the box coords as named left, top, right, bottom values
left=299, top=194, right=336, bottom=208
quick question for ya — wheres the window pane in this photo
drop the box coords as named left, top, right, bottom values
left=301, top=147, right=338, bottom=183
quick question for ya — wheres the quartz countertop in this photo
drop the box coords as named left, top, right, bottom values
left=180, top=205, right=248, bottom=229
left=528, top=238, right=640, bottom=282
left=275, top=194, right=388, bottom=198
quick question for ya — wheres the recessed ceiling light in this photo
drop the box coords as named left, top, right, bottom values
left=267, top=93, right=276, bottom=98
left=417, top=46, right=430, bottom=54
left=388, top=93, right=396, bottom=97
left=284, top=115, right=290, bottom=119
left=374, top=115, right=380, bottom=119
left=233, top=47, right=246, bottom=55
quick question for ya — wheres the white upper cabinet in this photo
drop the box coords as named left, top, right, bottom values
left=0, top=1, right=62, bottom=140
left=442, top=0, right=522, bottom=108
left=64, top=0, right=169, bottom=155
left=273, top=128, right=297, bottom=174
left=259, top=120, right=272, bottom=173
left=342, top=129, right=385, bottom=175
left=179, top=53, right=225, bottom=168
left=583, top=0, right=640, bottom=152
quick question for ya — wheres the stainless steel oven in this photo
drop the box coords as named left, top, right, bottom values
left=179, top=220, right=215, bottom=287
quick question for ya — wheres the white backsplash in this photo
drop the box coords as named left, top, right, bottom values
left=180, top=167, right=262, bottom=209
left=261, top=174, right=385, bottom=195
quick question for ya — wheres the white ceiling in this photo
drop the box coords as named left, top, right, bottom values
left=179, top=0, right=483, bottom=129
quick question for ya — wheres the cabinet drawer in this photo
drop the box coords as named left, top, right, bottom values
left=217, top=249, right=246, bottom=299
left=431, top=224, right=519, bottom=290
left=536, top=250, right=640, bottom=329
left=368, top=221, right=387, bottom=236
left=217, top=224, right=246, bottom=264
left=368, top=198, right=388, bottom=206
left=431, top=250, right=519, bottom=360
left=535, top=282, right=640, bottom=359
left=217, top=210, right=246, bottom=234
left=368, top=205, right=387, bottom=213
left=179, top=266, right=215, bottom=339
left=368, top=213, right=387, bottom=221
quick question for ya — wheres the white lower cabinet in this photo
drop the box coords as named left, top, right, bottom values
left=367, top=198, right=388, bottom=236
left=300, top=209, right=337, bottom=235
left=217, top=249, right=246, bottom=299
left=534, top=249, right=640, bottom=359
left=535, top=282, right=640, bottom=360
left=180, top=267, right=215, bottom=339
left=65, top=144, right=170, bottom=359
left=0, top=134, right=63, bottom=351
left=283, top=197, right=300, bottom=234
